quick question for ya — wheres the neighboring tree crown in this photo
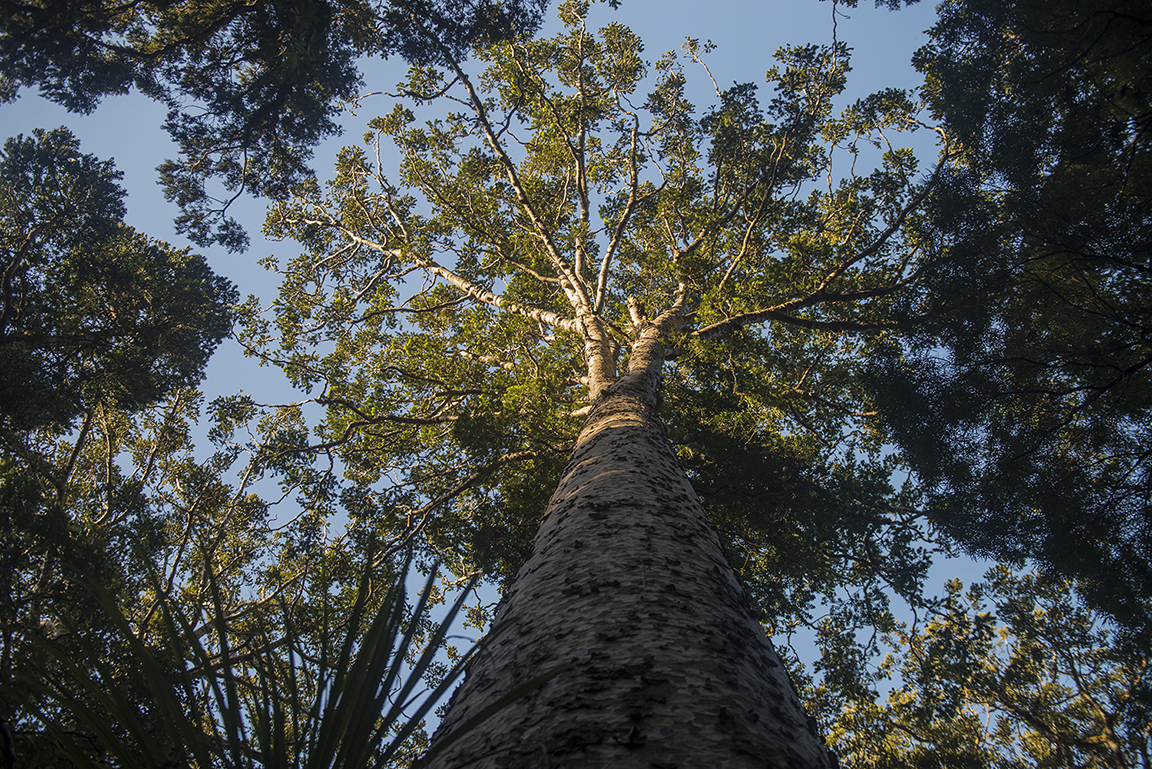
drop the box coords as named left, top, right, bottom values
left=0, top=127, right=237, bottom=432
left=0, top=0, right=550, bottom=251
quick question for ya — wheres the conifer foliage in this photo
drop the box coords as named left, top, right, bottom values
left=873, top=0, right=1152, bottom=628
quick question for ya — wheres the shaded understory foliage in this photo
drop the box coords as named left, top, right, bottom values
left=871, top=0, right=1152, bottom=630
left=10, top=556, right=491, bottom=768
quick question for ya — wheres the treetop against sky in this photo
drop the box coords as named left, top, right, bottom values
left=0, top=0, right=982, bottom=644
left=256, top=0, right=946, bottom=399
left=198, top=5, right=953, bottom=664
left=2, top=0, right=956, bottom=630
left=2, top=0, right=941, bottom=405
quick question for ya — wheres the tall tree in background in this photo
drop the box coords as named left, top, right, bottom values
left=0, top=0, right=550, bottom=250
left=252, top=2, right=949, bottom=763
left=0, top=128, right=235, bottom=429
left=0, top=128, right=244, bottom=763
left=872, top=0, right=1152, bottom=628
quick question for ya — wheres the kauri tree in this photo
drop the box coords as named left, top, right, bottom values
left=250, top=2, right=951, bottom=764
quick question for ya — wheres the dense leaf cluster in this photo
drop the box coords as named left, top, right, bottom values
left=1, top=0, right=549, bottom=250
left=871, top=0, right=1152, bottom=629
left=1, top=128, right=236, bottom=431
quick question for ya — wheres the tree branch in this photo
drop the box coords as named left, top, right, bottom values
left=693, top=305, right=897, bottom=340
left=309, top=225, right=581, bottom=333
left=441, top=53, right=592, bottom=314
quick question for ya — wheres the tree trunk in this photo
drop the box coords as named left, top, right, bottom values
left=428, top=347, right=834, bottom=768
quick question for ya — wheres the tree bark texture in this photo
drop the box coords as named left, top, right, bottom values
left=428, top=351, right=834, bottom=768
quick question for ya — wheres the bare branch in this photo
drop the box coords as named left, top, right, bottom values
left=330, top=228, right=581, bottom=332
left=715, top=139, right=788, bottom=294
left=595, top=105, right=665, bottom=314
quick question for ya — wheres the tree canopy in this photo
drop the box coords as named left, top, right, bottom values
left=247, top=0, right=951, bottom=644
left=0, top=0, right=550, bottom=250
left=3, top=0, right=1151, bottom=765
left=0, top=127, right=235, bottom=430
left=870, top=0, right=1152, bottom=629
left=0, top=128, right=251, bottom=764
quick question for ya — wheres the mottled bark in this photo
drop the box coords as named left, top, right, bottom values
left=428, top=336, right=834, bottom=768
